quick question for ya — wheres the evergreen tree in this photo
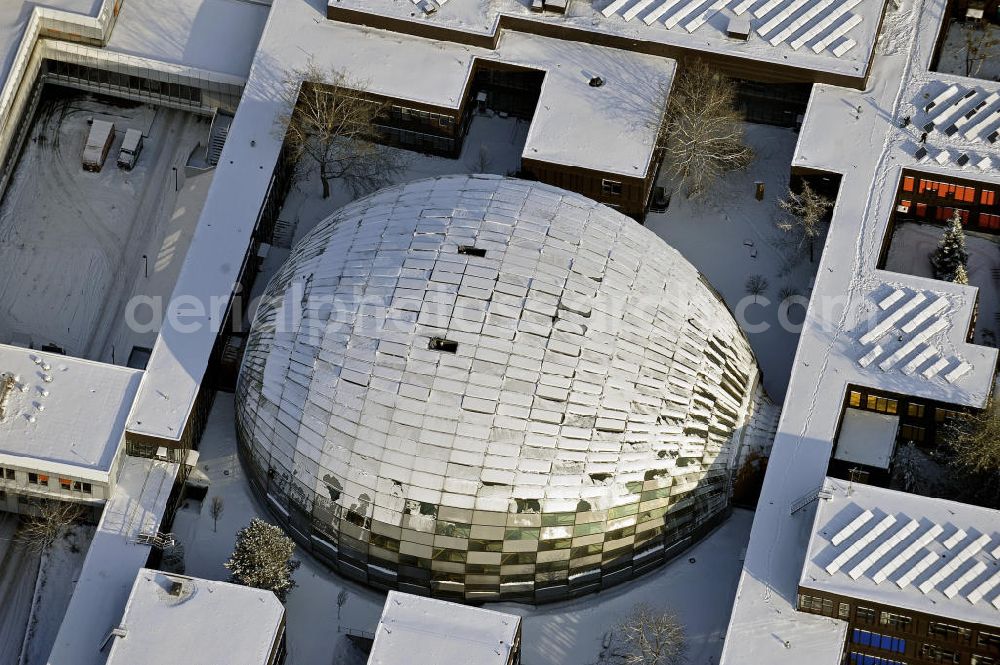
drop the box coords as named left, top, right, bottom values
left=953, top=263, right=969, bottom=285
left=224, top=518, right=300, bottom=602
left=930, top=210, right=969, bottom=281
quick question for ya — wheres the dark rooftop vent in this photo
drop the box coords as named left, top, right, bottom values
left=914, top=146, right=928, bottom=160
left=458, top=245, right=487, bottom=257
left=957, top=153, right=970, bottom=166
left=428, top=337, right=458, bottom=353
left=589, top=76, right=605, bottom=88
left=168, top=581, right=184, bottom=596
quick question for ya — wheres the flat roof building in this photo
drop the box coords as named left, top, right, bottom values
left=104, top=569, right=287, bottom=665
left=368, top=591, right=521, bottom=665
left=796, top=477, right=1000, bottom=665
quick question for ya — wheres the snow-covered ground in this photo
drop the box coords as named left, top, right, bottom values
left=647, top=123, right=816, bottom=401
left=20, top=525, right=94, bottom=665
left=884, top=220, right=1000, bottom=346
left=0, top=514, right=39, bottom=665
left=0, top=88, right=213, bottom=363
left=935, top=19, right=1000, bottom=81
left=173, top=394, right=753, bottom=665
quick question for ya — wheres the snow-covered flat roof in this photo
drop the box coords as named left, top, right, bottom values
left=369, top=591, right=520, bottom=665
left=833, top=408, right=898, bottom=469
left=802, top=477, right=1000, bottom=628
left=0, top=1, right=101, bottom=87
left=723, top=0, right=1000, bottom=660
left=104, top=0, right=269, bottom=79
left=128, top=0, right=672, bottom=442
left=47, top=457, right=179, bottom=665
left=329, top=0, right=885, bottom=82
left=105, top=569, right=285, bottom=665
left=0, top=344, right=141, bottom=479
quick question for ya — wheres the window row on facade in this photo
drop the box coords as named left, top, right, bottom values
left=0, top=466, right=92, bottom=494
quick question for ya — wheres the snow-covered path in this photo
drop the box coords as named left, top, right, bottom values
left=0, top=514, right=40, bottom=665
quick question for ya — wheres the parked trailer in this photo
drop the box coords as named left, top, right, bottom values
left=82, top=119, right=115, bottom=172
left=117, top=128, right=143, bottom=170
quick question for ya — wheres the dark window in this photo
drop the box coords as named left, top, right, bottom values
left=428, top=337, right=458, bottom=353
left=28, top=473, right=37, bottom=485
left=907, top=403, right=925, bottom=418
left=973, top=655, right=998, bottom=665
left=879, top=611, right=912, bottom=631
left=839, top=603, right=850, bottom=619
left=458, top=245, right=487, bottom=258
left=978, top=632, right=1000, bottom=650
left=900, top=423, right=925, bottom=442
left=920, top=643, right=961, bottom=664
left=4, top=468, right=13, bottom=480
left=601, top=179, right=622, bottom=196
left=59, top=479, right=71, bottom=491
left=928, top=622, right=971, bottom=643
left=856, top=607, right=877, bottom=624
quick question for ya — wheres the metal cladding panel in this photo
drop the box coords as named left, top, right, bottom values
left=236, top=175, right=776, bottom=601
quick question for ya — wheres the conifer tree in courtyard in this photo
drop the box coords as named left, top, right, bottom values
left=225, top=518, right=300, bottom=602
left=930, top=210, right=969, bottom=281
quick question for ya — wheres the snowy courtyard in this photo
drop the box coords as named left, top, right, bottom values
left=935, top=19, right=1000, bottom=81
left=0, top=88, right=213, bottom=363
left=647, top=123, right=816, bottom=401
left=884, top=220, right=1000, bottom=347
left=171, top=394, right=753, bottom=665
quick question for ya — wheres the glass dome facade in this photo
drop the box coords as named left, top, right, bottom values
left=235, top=175, right=776, bottom=603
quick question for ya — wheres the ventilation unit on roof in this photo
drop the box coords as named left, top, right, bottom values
left=727, top=15, right=752, bottom=41
left=544, top=0, right=568, bottom=13
left=589, top=76, right=605, bottom=88
left=168, top=580, right=184, bottom=596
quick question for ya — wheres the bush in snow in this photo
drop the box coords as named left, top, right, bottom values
left=610, top=602, right=686, bottom=665
left=225, top=518, right=300, bottom=602
left=930, top=210, right=969, bottom=281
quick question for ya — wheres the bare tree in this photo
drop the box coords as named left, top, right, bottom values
left=656, top=58, right=753, bottom=198
left=745, top=274, right=769, bottom=303
left=468, top=144, right=492, bottom=173
left=337, top=589, right=349, bottom=622
left=276, top=63, right=406, bottom=199
left=18, top=500, right=84, bottom=553
left=609, top=603, right=686, bottom=665
left=964, top=19, right=1000, bottom=78
left=210, top=496, right=225, bottom=533
left=946, top=399, right=1000, bottom=475
left=776, top=182, right=834, bottom=262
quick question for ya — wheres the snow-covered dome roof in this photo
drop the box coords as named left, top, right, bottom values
left=236, top=175, right=774, bottom=601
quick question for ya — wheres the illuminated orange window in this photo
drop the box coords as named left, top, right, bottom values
left=982, top=189, right=996, bottom=206
left=980, top=213, right=1000, bottom=229
left=902, top=176, right=915, bottom=192
left=915, top=202, right=927, bottom=217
